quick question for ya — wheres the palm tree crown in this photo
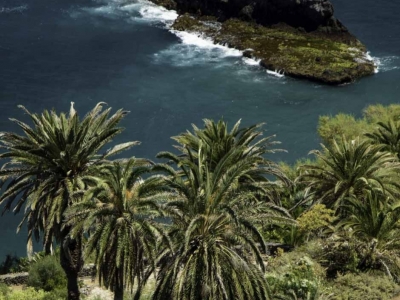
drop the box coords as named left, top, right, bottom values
left=66, top=158, right=170, bottom=300
left=170, top=119, right=283, bottom=172
left=338, top=192, right=400, bottom=279
left=298, top=138, right=400, bottom=210
left=365, top=118, right=400, bottom=158
left=158, top=118, right=290, bottom=204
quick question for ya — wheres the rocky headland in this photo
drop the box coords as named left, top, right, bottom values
left=151, top=0, right=376, bottom=84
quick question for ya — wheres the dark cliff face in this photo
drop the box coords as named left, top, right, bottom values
left=173, top=0, right=348, bottom=33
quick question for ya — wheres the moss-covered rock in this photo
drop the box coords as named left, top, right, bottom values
left=172, top=14, right=375, bottom=84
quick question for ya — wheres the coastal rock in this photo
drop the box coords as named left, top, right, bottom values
left=172, top=15, right=375, bottom=84
left=149, top=0, right=375, bottom=84
left=172, top=0, right=348, bottom=33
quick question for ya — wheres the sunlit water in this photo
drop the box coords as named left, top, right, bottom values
left=0, top=0, right=399, bottom=259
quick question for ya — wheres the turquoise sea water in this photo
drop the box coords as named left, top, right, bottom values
left=0, top=0, right=399, bottom=260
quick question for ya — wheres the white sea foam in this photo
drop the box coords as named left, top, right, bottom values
left=173, top=30, right=241, bottom=56
left=75, top=0, right=178, bottom=25
left=350, top=50, right=399, bottom=74
left=119, top=3, right=145, bottom=13
left=0, top=5, right=28, bottom=14
left=91, top=5, right=117, bottom=15
left=153, top=30, right=244, bottom=67
left=267, top=69, right=285, bottom=78
left=363, top=52, right=380, bottom=74
left=242, top=57, right=261, bottom=66
left=138, top=4, right=178, bottom=23
left=372, top=55, right=400, bottom=73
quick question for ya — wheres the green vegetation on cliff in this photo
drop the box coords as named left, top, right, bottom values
left=173, top=15, right=375, bottom=84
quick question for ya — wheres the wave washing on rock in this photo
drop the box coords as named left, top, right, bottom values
left=137, top=2, right=178, bottom=24
left=374, top=56, right=400, bottom=73
left=149, top=0, right=377, bottom=84
left=76, top=0, right=277, bottom=75
left=133, top=1, right=258, bottom=65
left=135, top=1, right=285, bottom=76
left=153, top=30, right=243, bottom=67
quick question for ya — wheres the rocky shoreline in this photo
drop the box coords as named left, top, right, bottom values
left=151, top=0, right=375, bottom=84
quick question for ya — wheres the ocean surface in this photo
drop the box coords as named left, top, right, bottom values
left=0, top=0, right=399, bottom=260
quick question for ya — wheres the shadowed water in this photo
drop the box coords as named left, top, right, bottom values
left=0, top=0, right=399, bottom=259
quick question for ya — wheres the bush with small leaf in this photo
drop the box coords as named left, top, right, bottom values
left=0, top=287, right=48, bottom=300
left=0, top=283, right=10, bottom=298
left=330, top=272, right=400, bottom=300
left=266, top=254, right=330, bottom=299
left=27, top=255, right=66, bottom=293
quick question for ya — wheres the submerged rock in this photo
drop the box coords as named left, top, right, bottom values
left=150, top=0, right=375, bottom=84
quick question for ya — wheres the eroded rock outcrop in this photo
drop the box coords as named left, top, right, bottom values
left=150, top=0, right=376, bottom=84
left=172, top=0, right=348, bottom=33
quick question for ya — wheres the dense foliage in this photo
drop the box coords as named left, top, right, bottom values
left=2, top=103, right=400, bottom=300
left=27, top=255, right=66, bottom=293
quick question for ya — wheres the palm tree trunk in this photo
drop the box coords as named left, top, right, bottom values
left=44, top=239, right=53, bottom=255
left=114, top=268, right=124, bottom=300
left=114, top=285, right=124, bottom=300
left=60, top=228, right=83, bottom=300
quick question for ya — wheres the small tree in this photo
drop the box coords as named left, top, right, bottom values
left=66, top=158, right=170, bottom=300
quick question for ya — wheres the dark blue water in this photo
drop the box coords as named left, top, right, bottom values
left=0, top=0, right=399, bottom=260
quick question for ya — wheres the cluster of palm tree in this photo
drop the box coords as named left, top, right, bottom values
left=298, top=133, right=400, bottom=279
left=0, top=104, right=294, bottom=300
left=2, top=103, right=400, bottom=300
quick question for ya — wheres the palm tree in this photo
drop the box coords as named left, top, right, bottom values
left=154, top=114, right=293, bottom=299
left=338, top=192, right=400, bottom=279
left=154, top=213, right=271, bottom=300
left=66, top=158, right=171, bottom=300
left=170, top=119, right=283, bottom=171
left=158, top=118, right=290, bottom=205
left=154, top=138, right=293, bottom=300
left=298, top=138, right=400, bottom=211
left=365, top=118, right=400, bottom=158
left=0, top=103, right=135, bottom=300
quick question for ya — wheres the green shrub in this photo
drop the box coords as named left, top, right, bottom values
left=42, top=288, right=67, bottom=300
left=330, top=273, right=400, bottom=300
left=0, top=287, right=56, bottom=300
left=27, top=255, right=66, bottom=292
left=0, top=251, right=54, bottom=275
left=0, top=283, right=10, bottom=297
left=363, top=104, right=400, bottom=123
left=318, top=114, right=371, bottom=146
left=266, top=254, right=330, bottom=299
left=317, top=104, right=400, bottom=147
